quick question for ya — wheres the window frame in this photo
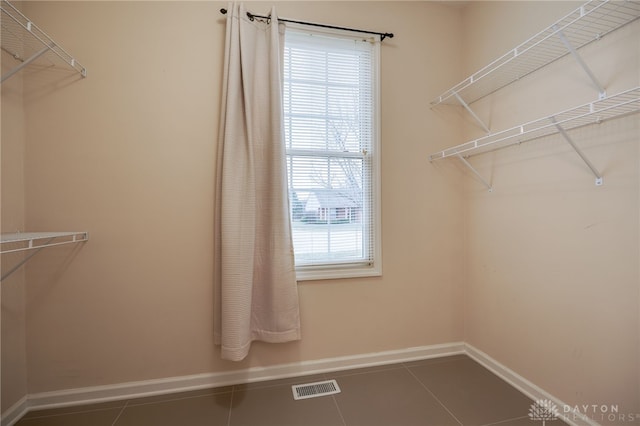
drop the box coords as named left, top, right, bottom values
left=283, top=23, right=382, bottom=281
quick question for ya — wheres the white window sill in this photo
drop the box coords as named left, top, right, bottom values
left=295, top=264, right=382, bottom=282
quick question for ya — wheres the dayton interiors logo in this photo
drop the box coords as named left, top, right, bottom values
left=529, top=399, right=560, bottom=425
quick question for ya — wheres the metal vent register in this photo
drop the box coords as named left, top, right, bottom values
left=292, top=380, right=341, bottom=400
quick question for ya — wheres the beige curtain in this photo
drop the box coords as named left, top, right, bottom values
left=214, top=3, right=300, bottom=361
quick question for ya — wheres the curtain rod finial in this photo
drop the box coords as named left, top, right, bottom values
left=220, top=8, right=228, bottom=15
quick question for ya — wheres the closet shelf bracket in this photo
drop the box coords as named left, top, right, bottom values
left=550, top=117, right=603, bottom=185
left=1, top=44, right=49, bottom=83
left=456, top=154, right=493, bottom=192
left=1, top=0, right=87, bottom=83
left=1, top=232, right=89, bottom=282
left=454, top=92, right=491, bottom=133
left=553, top=26, right=606, bottom=100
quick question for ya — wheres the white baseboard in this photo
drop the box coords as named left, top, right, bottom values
left=2, top=342, right=601, bottom=426
left=18, top=342, right=465, bottom=416
left=464, top=343, right=599, bottom=426
left=0, top=396, right=28, bottom=426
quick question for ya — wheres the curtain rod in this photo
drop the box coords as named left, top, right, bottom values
left=219, top=8, right=394, bottom=41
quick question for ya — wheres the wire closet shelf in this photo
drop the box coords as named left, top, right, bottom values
left=429, top=87, right=640, bottom=162
left=1, top=232, right=89, bottom=255
left=1, top=232, right=89, bottom=282
left=1, top=0, right=86, bottom=83
left=431, top=0, right=640, bottom=107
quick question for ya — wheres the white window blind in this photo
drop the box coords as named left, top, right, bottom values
left=283, top=27, right=381, bottom=280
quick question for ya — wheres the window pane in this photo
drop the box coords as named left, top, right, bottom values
left=284, top=27, right=378, bottom=275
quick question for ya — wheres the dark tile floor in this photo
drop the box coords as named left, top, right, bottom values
left=16, top=355, right=559, bottom=426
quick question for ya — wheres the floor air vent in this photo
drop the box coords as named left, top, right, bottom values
left=292, top=379, right=341, bottom=400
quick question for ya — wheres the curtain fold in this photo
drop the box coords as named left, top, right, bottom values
left=214, top=2, right=300, bottom=362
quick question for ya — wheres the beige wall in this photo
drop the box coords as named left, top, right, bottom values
left=5, top=0, right=636, bottom=418
left=1, top=37, right=29, bottom=410
left=460, top=1, right=640, bottom=419
left=5, top=1, right=464, bottom=396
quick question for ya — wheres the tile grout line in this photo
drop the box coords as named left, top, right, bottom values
left=329, top=394, right=348, bottom=426
left=324, top=370, right=346, bottom=426
left=324, top=364, right=405, bottom=380
left=110, top=400, right=129, bottom=426
left=121, top=390, right=228, bottom=408
left=226, top=386, right=235, bottom=426
left=480, top=415, right=531, bottom=426
left=403, top=365, right=464, bottom=426
left=19, top=405, right=125, bottom=421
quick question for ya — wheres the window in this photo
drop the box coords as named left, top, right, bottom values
left=283, top=26, right=381, bottom=280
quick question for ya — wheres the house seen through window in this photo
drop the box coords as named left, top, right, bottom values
left=283, top=26, right=381, bottom=280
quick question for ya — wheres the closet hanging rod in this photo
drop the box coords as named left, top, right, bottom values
left=219, top=8, right=394, bottom=41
